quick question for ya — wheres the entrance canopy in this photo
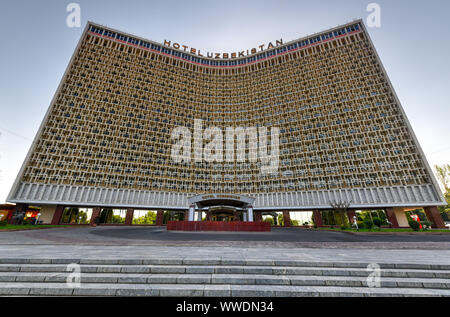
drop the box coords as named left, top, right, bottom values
left=188, top=194, right=255, bottom=209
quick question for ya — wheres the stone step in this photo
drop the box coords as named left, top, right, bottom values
left=1, top=264, right=449, bottom=279
left=0, top=272, right=449, bottom=289
left=0, top=282, right=449, bottom=297
left=0, top=258, right=449, bottom=270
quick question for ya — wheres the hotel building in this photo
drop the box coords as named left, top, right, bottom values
left=7, top=20, right=446, bottom=228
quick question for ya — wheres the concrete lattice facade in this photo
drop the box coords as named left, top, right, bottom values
left=7, top=20, right=445, bottom=216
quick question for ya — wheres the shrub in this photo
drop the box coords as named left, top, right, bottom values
left=0, top=221, right=7, bottom=227
left=409, top=220, right=421, bottom=231
left=421, top=220, right=432, bottom=230
left=356, top=221, right=365, bottom=229
left=363, top=218, right=374, bottom=229
left=372, top=217, right=383, bottom=227
left=340, top=224, right=349, bottom=230
left=263, top=218, right=274, bottom=226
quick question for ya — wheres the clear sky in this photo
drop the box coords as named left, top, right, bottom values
left=0, top=0, right=449, bottom=202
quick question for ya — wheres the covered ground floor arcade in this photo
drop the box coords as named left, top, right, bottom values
left=7, top=202, right=447, bottom=230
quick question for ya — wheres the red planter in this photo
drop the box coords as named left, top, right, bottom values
left=167, top=221, right=271, bottom=232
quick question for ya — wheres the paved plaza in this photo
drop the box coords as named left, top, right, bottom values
left=0, top=227, right=449, bottom=265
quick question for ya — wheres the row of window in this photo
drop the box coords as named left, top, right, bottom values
left=89, top=24, right=361, bottom=68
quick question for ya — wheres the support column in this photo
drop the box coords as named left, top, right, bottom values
left=385, top=208, right=400, bottom=228
left=313, top=210, right=323, bottom=227
left=155, top=210, right=164, bottom=226
left=247, top=206, right=254, bottom=222
left=347, top=210, right=357, bottom=225
left=188, top=205, right=195, bottom=221
left=283, top=211, right=291, bottom=227
left=424, top=206, right=446, bottom=229
left=125, top=208, right=134, bottom=226
left=90, top=207, right=101, bottom=226
left=51, top=205, right=65, bottom=225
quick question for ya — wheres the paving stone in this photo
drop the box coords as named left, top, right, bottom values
left=204, top=285, right=231, bottom=297
left=230, top=285, right=275, bottom=297
left=176, top=275, right=211, bottom=284
left=183, top=258, right=221, bottom=265
left=0, top=259, right=30, bottom=264
left=0, top=275, right=17, bottom=282
left=118, top=259, right=143, bottom=265
left=243, top=267, right=273, bottom=274
left=51, top=259, right=80, bottom=264
left=156, top=285, right=204, bottom=297
left=15, top=275, right=46, bottom=282
left=185, top=266, right=215, bottom=274
left=118, top=276, right=147, bottom=283
left=325, top=279, right=363, bottom=287
left=0, top=286, right=30, bottom=295
left=395, top=264, right=431, bottom=270
left=212, top=275, right=255, bottom=285
left=255, top=276, right=290, bottom=285
left=290, top=277, right=326, bottom=286
left=150, top=266, right=186, bottom=274
left=221, top=259, right=246, bottom=266
left=73, top=287, right=117, bottom=296
left=20, top=265, right=66, bottom=272
left=147, top=275, right=178, bottom=284
left=143, top=259, right=182, bottom=265
left=116, top=287, right=159, bottom=296
left=434, top=272, right=450, bottom=279
left=215, top=267, right=245, bottom=274
left=96, top=266, right=122, bottom=273
left=120, top=266, right=150, bottom=273
left=333, top=262, right=369, bottom=268
left=274, top=286, right=321, bottom=297
left=245, top=260, right=274, bottom=266
left=29, top=287, right=74, bottom=296
left=80, top=259, right=119, bottom=265
left=0, top=265, right=20, bottom=272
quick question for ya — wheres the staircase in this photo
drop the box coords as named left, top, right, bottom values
left=0, top=258, right=449, bottom=296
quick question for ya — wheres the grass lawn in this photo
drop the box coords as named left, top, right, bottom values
left=316, top=227, right=450, bottom=233
left=0, top=225, right=72, bottom=231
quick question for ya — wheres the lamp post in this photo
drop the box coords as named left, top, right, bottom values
left=36, top=213, right=42, bottom=225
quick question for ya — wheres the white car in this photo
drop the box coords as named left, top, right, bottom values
left=445, top=222, right=450, bottom=229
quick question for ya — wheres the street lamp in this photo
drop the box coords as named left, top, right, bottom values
left=36, top=213, right=42, bottom=225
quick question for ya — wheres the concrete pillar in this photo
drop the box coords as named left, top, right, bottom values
left=313, top=210, right=323, bottom=227
left=51, top=205, right=65, bottom=225
left=347, top=210, right=357, bottom=225
left=187, top=205, right=195, bottom=221
left=90, top=207, right=102, bottom=226
left=424, top=206, right=446, bottom=229
left=247, top=206, right=254, bottom=222
left=385, top=208, right=399, bottom=228
left=283, top=211, right=291, bottom=227
left=243, top=212, right=248, bottom=222
left=155, top=210, right=164, bottom=226
left=125, top=208, right=134, bottom=226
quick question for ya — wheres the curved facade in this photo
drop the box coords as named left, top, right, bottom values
left=7, top=20, right=445, bottom=220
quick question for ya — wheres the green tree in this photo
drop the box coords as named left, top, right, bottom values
left=132, top=211, right=156, bottom=225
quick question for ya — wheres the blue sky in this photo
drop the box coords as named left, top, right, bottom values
left=0, top=0, right=449, bottom=202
